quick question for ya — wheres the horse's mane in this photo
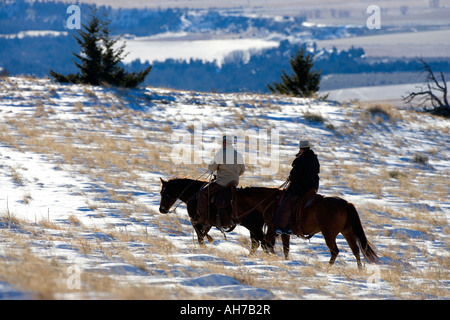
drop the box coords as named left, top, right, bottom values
left=239, top=186, right=279, bottom=190
left=168, top=176, right=190, bottom=181
left=167, top=176, right=207, bottom=183
left=238, top=186, right=279, bottom=196
left=165, top=177, right=207, bottom=192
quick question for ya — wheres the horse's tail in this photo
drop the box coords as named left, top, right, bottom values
left=347, top=203, right=381, bottom=264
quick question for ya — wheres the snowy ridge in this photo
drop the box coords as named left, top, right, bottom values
left=0, top=77, right=448, bottom=300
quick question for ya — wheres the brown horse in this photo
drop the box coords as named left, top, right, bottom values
left=233, top=186, right=291, bottom=258
left=274, top=196, right=380, bottom=268
left=159, top=178, right=272, bottom=255
left=237, top=187, right=380, bottom=268
left=160, top=178, right=379, bottom=267
left=159, top=178, right=213, bottom=244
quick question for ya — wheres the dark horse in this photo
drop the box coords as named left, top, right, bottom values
left=159, top=178, right=271, bottom=255
left=233, top=186, right=291, bottom=258
left=237, top=187, right=381, bottom=268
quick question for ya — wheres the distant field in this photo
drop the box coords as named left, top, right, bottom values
left=324, top=82, right=426, bottom=106
left=48, top=1, right=450, bottom=59
left=53, top=0, right=450, bottom=60
left=316, top=29, right=450, bottom=58
left=53, top=0, right=450, bottom=25
left=120, top=36, right=278, bottom=66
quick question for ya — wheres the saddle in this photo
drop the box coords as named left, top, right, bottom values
left=292, top=189, right=323, bottom=238
left=208, top=184, right=236, bottom=229
left=302, top=190, right=323, bottom=209
left=212, top=186, right=234, bottom=209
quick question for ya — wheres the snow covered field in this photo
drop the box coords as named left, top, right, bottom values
left=0, top=77, right=448, bottom=300
left=120, top=34, right=279, bottom=66
left=316, top=29, right=450, bottom=59
left=325, top=82, right=435, bottom=105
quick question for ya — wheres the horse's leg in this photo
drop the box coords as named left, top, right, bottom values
left=241, top=212, right=264, bottom=255
left=342, top=230, right=362, bottom=269
left=264, top=225, right=276, bottom=242
left=204, top=225, right=214, bottom=243
left=323, top=232, right=339, bottom=265
left=246, top=229, right=261, bottom=255
left=193, top=223, right=206, bottom=245
left=194, top=223, right=213, bottom=245
left=281, top=234, right=290, bottom=260
left=263, top=226, right=277, bottom=254
left=250, top=237, right=259, bottom=255
left=262, top=238, right=275, bottom=254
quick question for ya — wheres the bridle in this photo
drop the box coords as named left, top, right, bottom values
left=160, top=172, right=211, bottom=213
left=161, top=186, right=178, bottom=202
left=160, top=185, right=183, bottom=214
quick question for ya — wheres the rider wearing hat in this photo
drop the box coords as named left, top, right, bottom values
left=273, top=139, right=320, bottom=235
left=197, top=135, right=245, bottom=224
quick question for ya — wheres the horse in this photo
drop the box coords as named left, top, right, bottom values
left=160, top=179, right=379, bottom=267
left=159, top=178, right=212, bottom=244
left=233, top=186, right=291, bottom=258
left=261, top=192, right=381, bottom=268
left=159, top=177, right=271, bottom=255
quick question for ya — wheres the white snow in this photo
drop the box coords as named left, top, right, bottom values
left=0, top=146, right=91, bottom=223
left=0, top=30, right=69, bottom=39
left=119, top=35, right=279, bottom=66
left=325, top=82, right=450, bottom=105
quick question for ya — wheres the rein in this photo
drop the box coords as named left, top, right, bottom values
left=234, top=180, right=289, bottom=220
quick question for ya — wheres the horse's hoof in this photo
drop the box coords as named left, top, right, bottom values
left=206, top=234, right=214, bottom=243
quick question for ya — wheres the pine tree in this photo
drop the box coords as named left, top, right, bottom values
left=50, top=10, right=151, bottom=88
left=267, top=47, right=321, bottom=97
left=95, top=14, right=119, bottom=86
left=73, top=13, right=103, bottom=85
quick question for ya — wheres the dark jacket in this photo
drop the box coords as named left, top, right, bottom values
left=287, top=149, right=320, bottom=196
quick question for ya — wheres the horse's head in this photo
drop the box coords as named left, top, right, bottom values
left=159, top=178, right=178, bottom=214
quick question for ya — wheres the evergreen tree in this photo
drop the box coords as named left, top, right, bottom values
left=72, top=13, right=103, bottom=85
left=96, top=14, right=120, bottom=86
left=50, top=10, right=151, bottom=88
left=267, top=47, right=321, bottom=97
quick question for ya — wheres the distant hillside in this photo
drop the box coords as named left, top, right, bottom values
left=3, top=0, right=450, bottom=93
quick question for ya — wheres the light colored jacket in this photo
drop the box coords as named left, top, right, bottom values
left=208, top=147, right=245, bottom=187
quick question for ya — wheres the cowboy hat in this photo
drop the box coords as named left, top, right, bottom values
left=299, top=140, right=312, bottom=149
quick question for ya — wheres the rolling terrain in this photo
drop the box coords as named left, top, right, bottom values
left=0, top=76, right=448, bottom=299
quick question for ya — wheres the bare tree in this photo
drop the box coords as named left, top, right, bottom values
left=403, top=58, right=449, bottom=117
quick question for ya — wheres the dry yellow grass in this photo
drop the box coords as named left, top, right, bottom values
left=0, top=211, right=191, bottom=299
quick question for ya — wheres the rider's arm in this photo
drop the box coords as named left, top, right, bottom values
left=288, top=157, right=303, bottom=182
left=208, top=160, right=219, bottom=173
left=238, top=163, right=245, bottom=176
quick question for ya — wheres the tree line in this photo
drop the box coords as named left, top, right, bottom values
left=4, top=8, right=448, bottom=116
left=50, top=10, right=151, bottom=88
left=49, top=11, right=316, bottom=93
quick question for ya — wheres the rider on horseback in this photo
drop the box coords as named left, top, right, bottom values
left=197, top=135, right=245, bottom=224
left=273, top=139, right=320, bottom=235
